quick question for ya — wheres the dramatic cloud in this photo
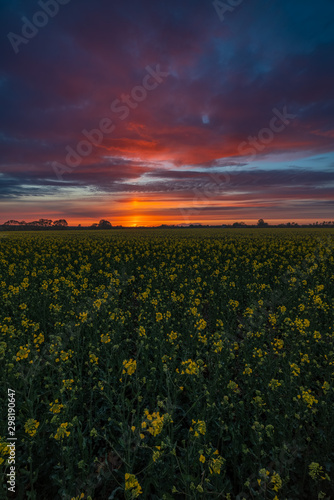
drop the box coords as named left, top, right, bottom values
left=0, top=0, right=334, bottom=224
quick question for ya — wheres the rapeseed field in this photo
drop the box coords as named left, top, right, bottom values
left=1, top=229, right=333, bottom=499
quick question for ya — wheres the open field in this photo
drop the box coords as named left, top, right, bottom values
left=1, top=229, right=334, bottom=499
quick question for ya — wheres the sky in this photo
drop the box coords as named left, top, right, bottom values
left=0, top=0, right=334, bottom=226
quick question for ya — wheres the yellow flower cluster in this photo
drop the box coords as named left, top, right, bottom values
left=138, top=326, right=146, bottom=337
left=190, top=419, right=206, bottom=437
left=180, top=359, right=205, bottom=375
left=227, top=380, right=240, bottom=393
left=272, top=338, right=284, bottom=351
left=322, top=381, right=330, bottom=393
left=152, top=444, right=165, bottom=462
left=100, top=333, right=111, bottom=343
left=268, top=379, right=282, bottom=390
left=49, top=399, right=64, bottom=414
left=270, top=471, right=283, bottom=492
left=89, top=353, right=98, bottom=365
left=297, top=389, right=318, bottom=408
left=140, top=410, right=171, bottom=437
left=62, top=379, right=75, bottom=390
left=229, top=299, right=239, bottom=310
left=122, top=359, right=137, bottom=375
left=70, top=494, right=85, bottom=500
left=56, top=349, right=74, bottom=363
left=0, top=438, right=10, bottom=465
left=167, top=330, right=177, bottom=343
left=209, top=451, right=225, bottom=475
left=290, top=363, right=300, bottom=376
left=243, top=364, right=252, bottom=375
left=33, top=333, right=45, bottom=346
left=125, top=473, right=142, bottom=497
left=54, top=422, right=70, bottom=440
left=78, top=311, right=88, bottom=323
left=24, top=419, right=40, bottom=437
left=308, top=462, right=328, bottom=481
left=195, top=318, right=207, bottom=331
left=16, top=345, right=30, bottom=361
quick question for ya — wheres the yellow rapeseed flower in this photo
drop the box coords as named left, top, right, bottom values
left=54, top=422, right=70, bottom=440
left=24, top=419, right=39, bottom=437
left=123, top=359, right=137, bottom=375
left=125, top=473, right=142, bottom=497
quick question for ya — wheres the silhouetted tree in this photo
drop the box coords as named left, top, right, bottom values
left=98, top=219, right=112, bottom=229
left=53, top=219, right=68, bottom=227
left=3, top=220, right=20, bottom=225
left=257, top=219, right=268, bottom=227
left=37, top=219, right=53, bottom=227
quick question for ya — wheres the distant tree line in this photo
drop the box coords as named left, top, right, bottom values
left=186, top=220, right=334, bottom=228
left=0, top=219, right=68, bottom=230
left=90, top=219, right=112, bottom=229
left=1, top=218, right=334, bottom=231
left=0, top=219, right=114, bottom=231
